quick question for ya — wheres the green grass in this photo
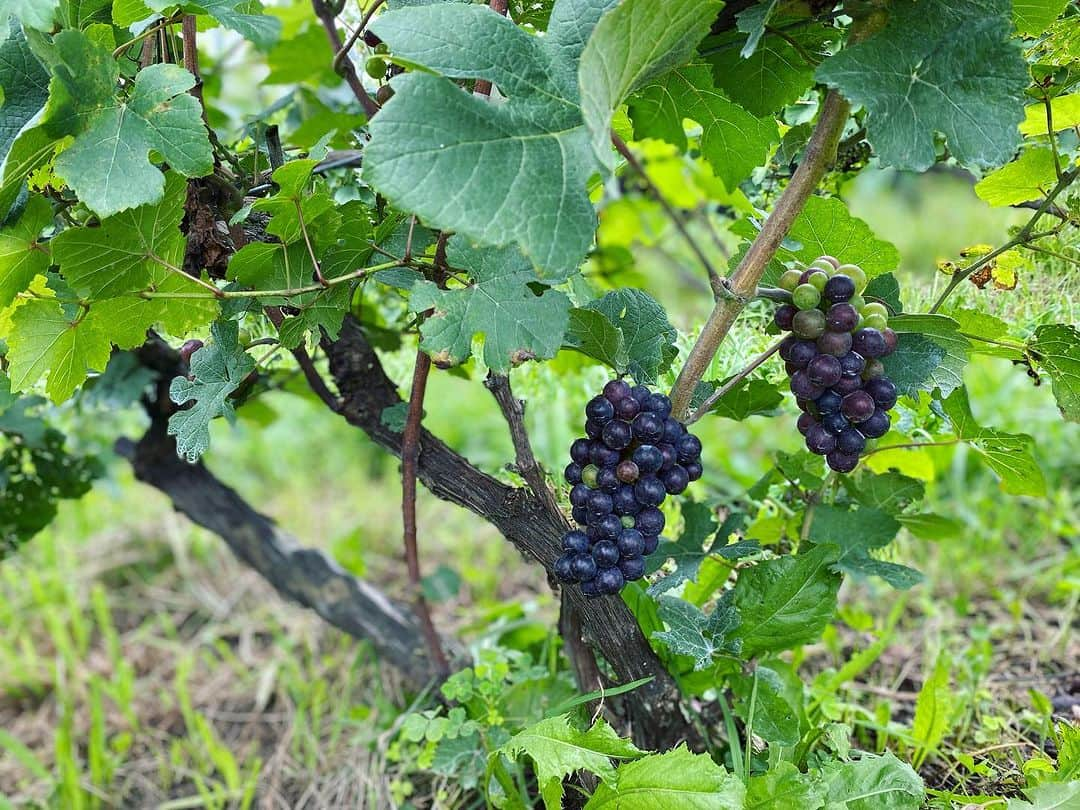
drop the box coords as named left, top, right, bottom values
left=1, top=168, right=1077, bottom=807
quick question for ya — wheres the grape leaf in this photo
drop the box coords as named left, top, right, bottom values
left=746, top=762, right=826, bottom=810
left=942, top=386, right=1046, bottom=497
left=1030, top=324, right=1079, bottom=422
left=975, top=149, right=1059, bottom=207
left=1, top=0, right=59, bottom=34
left=581, top=288, right=677, bottom=386
left=881, top=314, right=970, bottom=399
left=945, top=307, right=1021, bottom=359
left=851, top=470, right=925, bottom=515
left=52, top=172, right=188, bottom=299
left=500, top=714, right=642, bottom=810
left=578, top=0, right=723, bottom=171
left=1019, top=94, right=1080, bottom=136
left=112, top=0, right=280, bottom=48
left=409, top=239, right=570, bottom=372
left=562, top=307, right=628, bottom=371
left=731, top=544, right=841, bottom=658
left=816, top=0, right=1028, bottom=171
left=822, top=753, right=924, bottom=809
left=864, top=273, right=903, bottom=314
left=646, top=501, right=742, bottom=596
left=735, top=0, right=780, bottom=58
left=694, top=376, right=783, bottom=421
left=366, top=1, right=618, bottom=280
left=808, top=504, right=919, bottom=590
left=44, top=31, right=213, bottom=217
left=1007, top=781, right=1080, bottom=809
left=1013, top=0, right=1070, bottom=37
left=0, top=122, right=54, bottom=222
left=0, top=22, right=49, bottom=183
left=628, top=64, right=777, bottom=191
left=652, top=591, right=740, bottom=670
left=168, top=320, right=255, bottom=462
left=584, top=745, right=745, bottom=809
left=7, top=298, right=112, bottom=402
left=0, top=194, right=51, bottom=307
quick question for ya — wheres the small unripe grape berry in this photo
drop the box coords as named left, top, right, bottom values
left=581, top=464, right=599, bottom=488
left=861, top=302, right=889, bottom=319
left=365, top=57, right=387, bottom=79
left=862, top=358, right=885, bottom=380
left=793, top=309, right=826, bottom=340
left=792, top=283, right=821, bottom=310
left=834, top=263, right=866, bottom=290
left=621, top=515, right=636, bottom=528
left=816, top=254, right=841, bottom=269
left=802, top=269, right=829, bottom=291
left=863, top=312, right=888, bottom=331
left=778, top=268, right=803, bottom=291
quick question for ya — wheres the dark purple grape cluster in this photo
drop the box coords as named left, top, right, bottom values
left=553, top=381, right=703, bottom=596
left=773, top=256, right=899, bottom=473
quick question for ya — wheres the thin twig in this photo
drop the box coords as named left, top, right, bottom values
left=112, top=13, right=181, bottom=58
left=149, top=252, right=225, bottom=297
left=311, top=0, right=381, bottom=118
left=1019, top=243, right=1080, bottom=269
left=332, top=0, right=388, bottom=73
left=670, top=90, right=852, bottom=419
left=863, top=439, right=961, bottom=457
left=295, top=201, right=330, bottom=286
left=687, top=338, right=784, bottom=424
left=138, top=259, right=400, bottom=300
left=402, top=349, right=450, bottom=674
left=1044, top=95, right=1064, bottom=182
left=485, top=374, right=560, bottom=513
left=264, top=308, right=342, bottom=411
left=611, top=132, right=722, bottom=294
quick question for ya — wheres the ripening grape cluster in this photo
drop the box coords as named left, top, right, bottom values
left=553, top=381, right=703, bottom=597
left=773, top=256, right=899, bottom=473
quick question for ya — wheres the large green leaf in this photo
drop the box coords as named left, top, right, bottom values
left=562, top=307, right=628, bottom=371
left=942, top=386, right=1046, bottom=497
left=880, top=314, right=970, bottom=399
left=731, top=545, right=841, bottom=658
left=1031, top=324, right=1079, bottom=422
left=1, top=0, right=59, bottom=34
left=1013, top=0, right=1070, bottom=37
left=580, top=288, right=677, bottom=386
left=746, top=762, right=826, bottom=810
left=584, top=745, right=745, bottom=809
left=168, top=320, right=255, bottom=462
left=816, top=0, right=1028, bottom=171
left=0, top=22, right=50, bottom=185
left=112, top=0, right=280, bottom=48
left=822, top=753, right=924, bottom=809
left=646, top=502, right=743, bottom=595
left=578, top=0, right=723, bottom=170
left=0, top=194, right=51, bottom=307
left=44, top=31, right=213, bottom=217
left=408, top=238, right=570, bottom=372
left=694, top=376, right=783, bottom=421
left=499, top=714, right=642, bottom=810
left=807, top=503, right=918, bottom=589
left=628, top=64, right=777, bottom=191
left=366, top=0, right=617, bottom=279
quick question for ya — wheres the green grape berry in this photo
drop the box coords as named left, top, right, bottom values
left=581, top=464, right=599, bottom=488
left=792, top=283, right=821, bottom=310
left=848, top=294, right=866, bottom=311
left=816, top=254, right=840, bottom=269
left=621, top=515, right=636, bottom=528
left=366, top=57, right=388, bottom=79
left=863, top=312, right=888, bottom=331
left=861, top=302, right=889, bottom=319
left=836, top=263, right=867, bottom=290
left=809, top=259, right=835, bottom=274
left=779, top=268, right=803, bottom=292
left=807, top=270, right=829, bottom=292
left=792, top=308, right=826, bottom=339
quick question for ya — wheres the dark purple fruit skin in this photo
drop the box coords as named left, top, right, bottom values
left=595, top=566, right=625, bottom=594
left=841, top=390, right=876, bottom=423
left=676, top=433, right=702, bottom=463
left=663, top=465, right=690, bottom=494
left=630, top=385, right=651, bottom=404
left=881, top=328, right=898, bottom=355
left=823, top=274, right=855, bottom=302
left=604, top=379, right=632, bottom=403
left=619, top=557, right=646, bottom=581
left=852, top=328, right=887, bottom=358
left=684, top=461, right=703, bottom=481
left=797, top=412, right=817, bottom=436
left=592, top=540, right=620, bottom=566
left=613, top=486, right=640, bottom=516
left=789, top=340, right=818, bottom=368
left=643, top=534, right=660, bottom=555
left=634, top=476, right=666, bottom=507
left=806, top=424, right=837, bottom=454
left=807, top=355, right=843, bottom=387
left=839, top=351, right=866, bottom=377
left=615, top=396, right=640, bottom=420
left=586, top=395, right=614, bottom=422
left=859, top=409, right=891, bottom=438
left=791, top=370, right=825, bottom=400
left=822, top=411, right=849, bottom=435
left=617, top=528, right=646, bottom=556
left=572, top=505, right=588, bottom=524
left=632, top=444, right=663, bottom=473
left=832, top=375, right=862, bottom=395
left=602, top=419, right=633, bottom=449
left=817, top=330, right=853, bottom=357
left=571, top=553, right=598, bottom=581
left=563, top=530, right=590, bottom=554
left=636, top=507, right=665, bottom=536
left=826, top=303, right=859, bottom=332
left=570, top=438, right=591, bottom=464
left=816, top=390, right=843, bottom=414
left=596, top=466, right=620, bottom=493
left=591, top=443, right=621, bottom=468
left=644, top=393, right=672, bottom=418
left=864, top=377, right=898, bottom=409
left=570, top=483, right=590, bottom=508
left=596, top=516, right=622, bottom=542
left=774, top=304, right=797, bottom=330
left=826, top=449, right=860, bottom=473
left=581, top=578, right=601, bottom=596
left=587, top=491, right=613, bottom=515
left=632, top=412, right=665, bottom=443
left=836, top=428, right=866, bottom=455
left=565, top=462, right=583, bottom=485
left=663, top=418, right=684, bottom=444
left=585, top=418, right=603, bottom=439
left=616, top=460, right=640, bottom=483
left=554, top=554, right=575, bottom=582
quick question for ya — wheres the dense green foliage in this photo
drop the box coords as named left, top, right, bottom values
left=1, top=0, right=1078, bottom=807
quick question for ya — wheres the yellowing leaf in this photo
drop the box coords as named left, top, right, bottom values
left=1019, top=93, right=1080, bottom=136
left=975, top=148, right=1059, bottom=206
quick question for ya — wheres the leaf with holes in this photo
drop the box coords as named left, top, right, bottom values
left=1030, top=324, right=1080, bottom=422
